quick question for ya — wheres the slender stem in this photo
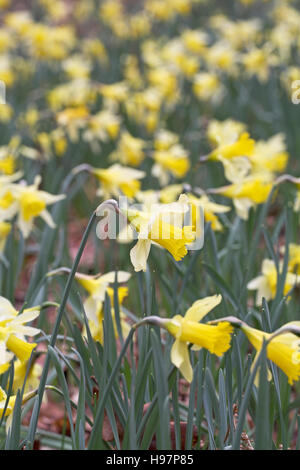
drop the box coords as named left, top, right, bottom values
left=26, top=210, right=97, bottom=447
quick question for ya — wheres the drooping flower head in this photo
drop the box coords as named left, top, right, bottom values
left=247, top=258, right=299, bottom=305
left=75, top=270, right=131, bottom=344
left=140, top=295, right=233, bottom=382
left=92, top=164, right=145, bottom=200
left=0, top=297, right=40, bottom=371
left=121, top=194, right=196, bottom=272
left=4, top=175, right=65, bottom=238
left=242, top=322, right=300, bottom=386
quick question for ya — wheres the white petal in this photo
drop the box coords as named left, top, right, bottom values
left=130, top=239, right=151, bottom=272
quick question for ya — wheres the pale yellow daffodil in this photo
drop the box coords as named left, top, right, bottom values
left=0, top=296, right=40, bottom=369
left=75, top=271, right=131, bottom=344
left=92, top=164, right=145, bottom=200
left=247, top=259, right=299, bottom=305
left=142, top=295, right=233, bottom=382
left=123, top=194, right=195, bottom=272
left=8, top=175, right=65, bottom=238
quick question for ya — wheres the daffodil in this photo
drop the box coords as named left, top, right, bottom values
left=11, top=359, right=42, bottom=394
left=62, top=54, right=92, bottom=80
left=154, top=130, right=179, bottom=152
left=152, top=144, right=190, bottom=185
left=92, top=164, right=145, bottom=200
left=193, top=72, right=224, bottom=102
left=0, top=296, right=40, bottom=369
left=8, top=175, right=65, bottom=238
left=83, top=110, right=121, bottom=150
left=122, top=194, right=195, bottom=272
left=249, top=134, right=289, bottom=175
left=242, top=45, right=278, bottom=83
left=206, top=119, right=247, bottom=149
left=141, top=295, right=233, bottom=382
left=181, top=29, right=209, bottom=55
left=56, top=106, right=89, bottom=142
left=241, top=322, right=300, bottom=385
left=208, top=132, right=255, bottom=162
left=187, top=193, right=231, bottom=232
left=0, top=385, right=38, bottom=432
left=205, top=40, right=238, bottom=74
left=99, top=82, right=128, bottom=106
left=209, top=317, right=300, bottom=386
left=212, top=173, right=274, bottom=220
left=110, top=132, right=146, bottom=167
left=75, top=270, right=131, bottom=344
left=247, top=259, right=299, bottom=305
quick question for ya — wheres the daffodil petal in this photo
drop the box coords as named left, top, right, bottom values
left=185, top=294, right=222, bottom=322
left=170, top=339, right=193, bottom=383
left=130, top=238, right=151, bottom=272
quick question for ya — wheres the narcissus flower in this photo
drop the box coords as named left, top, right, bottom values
left=247, top=259, right=299, bottom=305
left=207, top=119, right=247, bottom=149
left=209, top=317, right=300, bottom=386
left=152, top=144, right=190, bottom=185
left=92, top=164, right=145, bottom=200
left=122, top=194, right=195, bottom=272
left=11, top=359, right=42, bottom=394
left=0, top=296, right=40, bottom=369
left=140, top=295, right=233, bottom=382
left=193, top=72, right=224, bottom=102
left=8, top=175, right=65, bottom=238
left=0, top=386, right=38, bottom=432
left=187, top=193, right=231, bottom=232
left=212, top=173, right=274, bottom=220
left=110, top=132, right=146, bottom=167
left=249, top=134, right=289, bottom=175
left=241, top=322, right=300, bottom=385
left=242, top=46, right=278, bottom=83
left=208, top=132, right=255, bottom=162
left=75, top=271, right=131, bottom=344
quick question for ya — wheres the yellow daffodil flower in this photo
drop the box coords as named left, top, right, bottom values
left=193, top=72, right=224, bottom=102
left=242, top=46, right=278, bottom=83
left=208, top=132, right=255, bottom=162
left=11, top=359, right=42, bottom=395
left=249, top=134, right=289, bottom=175
left=152, top=144, right=190, bottom=185
left=122, top=194, right=195, bottom=272
left=181, top=29, right=209, bottom=55
left=92, top=164, right=145, bottom=200
left=212, top=173, right=274, bottom=220
left=0, top=296, right=40, bottom=368
left=110, top=132, right=146, bottom=167
left=242, top=322, right=300, bottom=385
left=207, top=119, right=247, bottom=149
left=75, top=270, right=131, bottom=344
left=141, top=295, right=233, bottom=382
left=0, top=385, right=38, bottom=432
left=188, top=193, right=231, bottom=232
left=8, top=175, right=65, bottom=238
left=83, top=110, right=121, bottom=151
left=247, top=259, right=299, bottom=305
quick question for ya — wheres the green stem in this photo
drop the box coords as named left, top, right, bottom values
left=26, top=210, right=97, bottom=447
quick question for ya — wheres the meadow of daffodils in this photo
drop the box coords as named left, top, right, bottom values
left=0, top=0, right=300, bottom=451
